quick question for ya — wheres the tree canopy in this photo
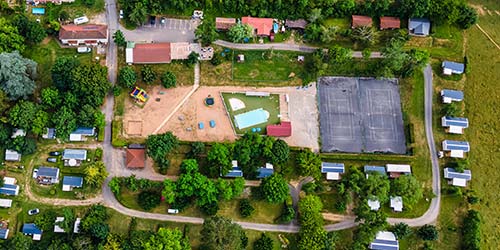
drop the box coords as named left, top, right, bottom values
left=201, top=216, right=246, bottom=250
left=84, top=161, right=109, bottom=187
left=142, top=228, right=191, bottom=250
left=260, top=174, right=289, bottom=203
left=298, top=195, right=327, bottom=250
left=195, top=19, right=218, bottom=45
left=207, top=143, right=232, bottom=177
left=0, top=51, right=37, bottom=100
left=118, top=66, right=137, bottom=88
left=0, top=18, right=25, bottom=53
left=391, top=174, right=423, bottom=209
left=296, top=149, right=322, bottom=180
left=228, top=23, right=253, bottom=43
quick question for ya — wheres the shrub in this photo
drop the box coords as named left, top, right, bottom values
left=210, top=54, right=221, bottom=66
left=201, top=201, right=219, bottom=216
left=417, top=224, right=439, bottom=241
left=462, top=210, right=481, bottom=250
left=278, top=204, right=295, bottom=223
left=160, top=71, right=176, bottom=88
left=392, top=222, right=412, bottom=239
left=118, top=66, right=136, bottom=88
left=137, top=190, right=161, bottom=211
left=239, top=199, right=255, bottom=218
left=141, top=65, right=156, bottom=84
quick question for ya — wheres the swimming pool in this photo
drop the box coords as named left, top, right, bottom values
left=32, top=8, right=45, bottom=15
left=234, top=108, right=270, bottom=129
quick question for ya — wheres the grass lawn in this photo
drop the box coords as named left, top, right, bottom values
left=221, top=92, right=281, bottom=135
left=129, top=62, right=195, bottom=87
left=405, top=23, right=464, bottom=61
left=232, top=50, right=304, bottom=82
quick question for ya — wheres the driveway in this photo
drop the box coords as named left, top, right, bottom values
left=121, top=18, right=198, bottom=43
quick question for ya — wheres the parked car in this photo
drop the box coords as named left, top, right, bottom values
left=160, top=17, right=166, bottom=24
left=150, top=16, right=156, bottom=25
left=32, top=169, right=38, bottom=178
left=47, top=157, right=57, bottom=163
left=49, top=151, right=61, bottom=156
left=28, top=208, right=40, bottom=215
left=77, top=47, right=91, bottom=53
left=74, top=16, right=89, bottom=25
left=119, top=10, right=123, bottom=19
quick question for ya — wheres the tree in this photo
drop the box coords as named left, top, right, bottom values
left=25, top=21, right=47, bottom=44
left=57, top=208, right=76, bottom=233
left=298, top=195, right=327, bottom=250
left=141, top=65, right=156, bottom=84
left=84, top=161, right=109, bottom=187
left=462, top=210, right=481, bottom=250
left=69, top=63, right=111, bottom=107
left=363, top=173, right=391, bottom=203
left=228, top=23, right=254, bottom=43
left=328, top=45, right=352, bottom=65
left=108, top=177, right=121, bottom=195
left=185, top=52, right=199, bottom=66
left=271, top=139, right=289, bottom=165
left=396, top=0, right=430, bottom=18
left=296, top=150, right=322, bottom=180
left=260, top=174, right=289, bottom=203
left=128, top=2, right=147, bottom=26
left=138, top=190, right=161, bottom=211
left=53, top=106, right=77, bottom=140
left=362, top=48, right=371, bottom=59
left=0, top=18, right=25, bottom=53
left=392, top=222, right=412, bottom=239
left=391, top=175, right=423, bottom=209
left=8, top=233, right=32, bottom=250
left=442, top=102, right=461, bottom=117
left=41, top=87, right=61, bottom=109
left=232, top=177, right=245, bottom=198
left=305, top=23, right=322, bottom=42
left=9, top=136, right=37, bottom=155
left=34, top=210, right=57, bottom=231
left=118, top=66, right=137, bottom=89
left=308, top=8, right=323, bottom=23
left=207, top=143, right=231, bottom=177
left=278, top=203, right=296, bottom=223
left=239, top=198, right=255, bottom=218
left=201, top=216, right=246, bottom=250
left=51, top=56, right=80, bottom=91
left=457, top=5, right=478, bottom=29
left=146, top=132, right=179, bottom=163
left=216, top=178, right=233, bottom=200
left=253, top=233, right=274, bottom=250
left=188, top=141, right=205, bottom=159
left=320, top=25, right=338, bottom=43
left=59, top=10, right=70, bottom=21
left=113, top=30, right=126, bottom=47
left=351, top=26, right=377, bottom=45
left=90, top=223, right=110, bottom=241
left=162, top=179, right=176, bottom=204
left=103, top=234, right=122, bottom=250
left=195, top=19, right=218, bottom=45
left=161, top=71, right=177, bottom=88
left=81, top=205, right=108, bottom=232
left=0, top=51, right=37, bottom=100
left=142, top=228, right=190, bottom=250
left=417, top=224, right=439, bottom=241
left=8, top=100, right=37, bottom=130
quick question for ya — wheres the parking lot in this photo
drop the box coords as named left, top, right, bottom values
left=143, top=18, right=199, bottom=31
left=121, top=18, right=198, bottom=43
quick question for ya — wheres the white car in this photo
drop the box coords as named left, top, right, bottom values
left=32, top=169, right=38, bottom=178
left=119, top=10, right=123, bottom=19
left=77, top=47, right=91, bottom=53
left=74, top=16, right=89, bottom=25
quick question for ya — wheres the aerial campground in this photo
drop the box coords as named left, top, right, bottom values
left=0, top=0, right=498, bottom=249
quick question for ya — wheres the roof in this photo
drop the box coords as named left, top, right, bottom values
left=380, top=17, right=400, bottom=29
left=256, top=167, right=274, bottom=179
left=0, top=229, right=8, bottom=239
left=3, top=177, right=15, bottom=185
left=441, top=89, right=464, bottom=100
left=242, top=16, right=274, bottom=36
left=11, top=129, right=26, bottom=138
left=63, top=149, right=87, bottom=160
left=0, top=184, right=19, bottom=196
left=5, top=149, right=21, bottom=161
left=59, top=24, right=108, bottom=40
left=0, top=199, right=12, bottom=207
left=442, top=140, right=470, bottom=152
left=23, top=224, right=42, bottom=235
left=42, top=128, right=56, bottom=139
left=390, top=196, right=403, bottom=212
left=72, top=127, right=95, bottom=136
left=442, top=61, right=465, bottom=73
left=63, top=176, right=83, bottom=187
left=132, top=43, right=171, bottom=63
left=37, top=167, right=60, bottom=178
left=285, top=19, right=307, bottom=29
left=368, top=199, right=380, bottom=211
left=224, top=167, right=244, bottom=178
left=266, top=122, right=292, bottom=137
left=126, top=148, right=145, bottom=168
left=444, top=168, right=472, bottom=180
left=321, top=162, right=345, bottom=173
left=352, top=15, right=373, bottom=27
left=54, top=217, right=65, bottom=233
left=409, top=18, right=430, bottom=36
left=215, top=17, right=236, bottom=30
left=74, top=218, right=81, bottom=233
left=369, top=231, right=399, bottom=250
left=385, top=164, right=411, bottom=173
left=441, top=116, right=469, bottom=128
left=364, top=165, right=386, bottom=174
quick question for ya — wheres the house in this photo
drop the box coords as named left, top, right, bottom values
left=69, top=127, right=95, bottom=141
left=5, top=150, right=21, bottom=162
left=35, top=167, right=60, bottom=184
left=441, top=116, right=469, bottom=134
left=42, top=128, right=56, bottom=139
left=440, top=89, right=464, bottom=104
left=442, top=61, right=465, bottom=75
left=380, top=17, right=400, bottom=30
left=126, top=148, right=145, bottom=168
left=390, top=196, right=403, bottom=212
left=0, top=228, right=9, bottom=240
left=368, top=199, right=380, bottom=211
left=215, top=17, right=236, bottom=30
left=22, top=223, right=42, bottom=240
left=409, top=18, right=430, bottom=36
left=442, top=140, right=470, bottom=158
left=54, top=217, right=65, bottom=233
left=223, top=160, right=243, bottom=178
left=256, top=163, right=274, bottom=179
left=74, top=218, right=81, bottom=233
left=285, top=19, right=307, bottom=30
left=444, top=168, right=471, bottom=187
left=352, top=15, right=372, bottom=28
left=321, top=162, right=345, bottom=180
left=385, top=164, right=411, bottom=178
left=62, top=176, right=83, bottom=191
left=0, top=199, right=12, bottom=208
left=266, top=121, right=292, bottom=137
left=364, top=165, right=386, bottom=178
left=242, top=16, right=274, bottom=36
left=62, top=149, right=87, bottom=166
left=369, top=231, right=399, bottom=250
left=0, top=177, right=19, bottom=196
left=11, top=129, right=26, bottom=138
left=58, top=24, right=108, bottom=46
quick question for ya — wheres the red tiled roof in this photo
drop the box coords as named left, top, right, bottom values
left=59, top=24, right=108, bottom=40
left=126, top=148, right=145, bottom=168
left=133, top=43, right=171, bottom=64
left=266, top=121, right=292, bottom=137
left=380, top=17, right=401, bottom=29
left=242, top=16, right=273, bottom=36
left=352, top=15, right=372, bottom=28
left=215, top=17, right=236, bottom=30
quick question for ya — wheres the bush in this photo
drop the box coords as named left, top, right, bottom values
left=201, top=201, right=219, bottom=216
left=239, top=199, right=255, bottom=218
left=113, top=86, right=121, bottom=96
left=118, top=66, right=136, bottom=88
left=137, top=190, right=161, bottom=211
left=210, top=54, right=221, bottom=66
left=278, top=204, right=295, bottom=223
left=417, top=224, right=439, bottom=241
left=141, top=65, right=156, bottom=84
left=462, top=210, right=481, bottom=250
left=392, top=222, right=412, bottom=239
left=302, top=182, right=317, bottom=194
left=160, top=71, right=177, bottom=88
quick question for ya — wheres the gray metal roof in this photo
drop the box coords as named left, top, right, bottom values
left=442, top=61, right=465, bottom=73
left=444, top=168, right=471, bottom=180
left=443, top=140, right=470, bottom=152
left=62, top=149, right=87, bottom=160
left=441, top=89, right=464, bottom=100
left=321, top=162, right=345, bottom=173
left=409, top=18, right=430, bottom=36
left=442, top=117, right=469, bottom=128
left=62, top=176, right=83, bottom=187
left=37, top=167, right=60, bottom=178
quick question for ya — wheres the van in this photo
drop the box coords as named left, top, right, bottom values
left=74, top=16, right=89, bottom=25
left=77, top=47, right=91, bottom=53
left=167, top=209, right=179, bottom=214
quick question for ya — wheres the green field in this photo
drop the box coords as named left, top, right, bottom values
left=221, top=92, right=281, bottom=135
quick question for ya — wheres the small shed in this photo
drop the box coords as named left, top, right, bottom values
left=22, top=223, right=42, bottom=240
left=285, top=19, right=308, bottom=30
left=352, top=15, right=372, bottom=28
left=74, top=218, right=81, bottom=233
left=54, top=217, right=65, bottom=233
left=386, top=164, right=411, bottom=178
left=442, top=140, right=470, bottom=158
left=441, top=116, right=469, bottom=134
left=223, top=161, right=244, bottom=178
left=42, top=128, right=56, bottom=139
left=62, top=176, right=83, bottom=191
left=444, top=168, right=471, bottom=187
left=380, top=17, right=400, bottom=30
left=409, top=18, right=430, bottom=36
left=5, top=150, right=21, bottom=162
left=321, top=162, right=345, bottom=180
left=440, top=89, right=464, bottom=104
left=442, top=61, right=465, bottom=75
left=69, top=127, right=95, bottom=141
left=369, top=231, right=399, bottom=250
left=215, top=17, right=236, bottom=30
left=0, top=199, right=12, bottom=208
left=0, top=229, right=9, bottom=240
left=126, top=148, right=145, bottom=168
left=11, top=129, right=26, bottom=138
left=368, top=199, right=380, bottom=211
left=256, top=164, right=274, bottom=179
left=266, top=121, right=292, bottom=137
left=390, top=196, right=403, bottom=212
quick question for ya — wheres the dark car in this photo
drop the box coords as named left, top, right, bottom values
left=49, top=151, right=61, bottom=156
left=47, top=157, right=57, bottom=163
left=150, top=16, right=156, bottom=25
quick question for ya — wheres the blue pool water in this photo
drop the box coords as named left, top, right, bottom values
left=32, top=8, right=45, bottom=15
left=234, top=108, right=269, bottom=129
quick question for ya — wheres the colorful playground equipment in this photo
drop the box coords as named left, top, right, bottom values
left=130, top=87, right=149, bottom=102
left=204, top=95, right=215, bottom=106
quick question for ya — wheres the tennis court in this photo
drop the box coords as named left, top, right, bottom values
left=234, top=108, right=270, bottom=129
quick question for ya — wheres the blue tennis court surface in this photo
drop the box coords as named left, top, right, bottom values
left=234, top=108, right=269, bottom=129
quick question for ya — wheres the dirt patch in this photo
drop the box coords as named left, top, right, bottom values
left=126, top=121, right=143, bottom=135
left=90, top=12, right=107, bottom=25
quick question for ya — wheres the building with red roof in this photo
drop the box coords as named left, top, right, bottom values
left=126, top=42, right=171, bottom=64
left=241, top=16, right=273, bottom=36
left=126, top=148, right=145, bottom=168
left=380, top=17, right=401, bottom=30
left=351, top=15, right=373, bottom=28
left=58, top=24, right=108, bottom=46
left=215, top=17, right=236, bottom=30
left=266, top=121, right=292, bottom=137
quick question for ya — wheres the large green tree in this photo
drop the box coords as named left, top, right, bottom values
left=84, top=161, right=109, bottom=187
left=8, top=100, right=37, bottom=130
left=195, top=18, right=218, bottom=45
left=201, top=216, right=246, bottom=250
left=228, top=23, right=254, bottom=43
left=113, top=30, right=127, bottom=47
left=391, top=174, right=423, bottom=209
left=271, top=139, right=290, bottom=165
left=417, top=224, right=439, bottom=241
left=142, top=228, right=191, bottom=250
left=253, top=233, right=274, bottom=250
left=41, top=87, right=61, bottom=110
left=260, top=174, right=289, bottom=203
left=296, top=149, right=322, bottom=180
left=207, top=143, right=232, bottom=177
left=363, top=172, right=391, bottom=203
left=146, top=132, right=179, bottom=162
left=160, top=71, right=176, bottom=88
left=118, top=66, right=137, bottom=88
left=69, top=63, right=111, bottom=107
left=298, top=195, right=327, bottom=250
left=53, top=106, right=77, bottom=140
left=51, top=56, right=80, bottom=91
left=0, top=18, right=25, bottom=53
left=0, top=51, right=37, bottom=100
